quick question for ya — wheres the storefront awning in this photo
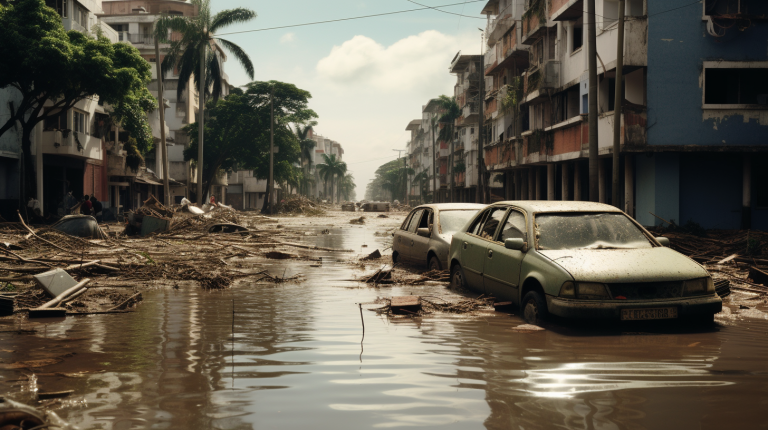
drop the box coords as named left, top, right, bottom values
left=135, top=177, right=163, bottom=186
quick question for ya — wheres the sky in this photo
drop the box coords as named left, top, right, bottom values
left=209, top=0, right=489, bottom=198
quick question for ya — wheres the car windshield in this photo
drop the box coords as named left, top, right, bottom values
left=535, top=212, right=653, bottom=250
left=439, top=210, right=481, bottom=235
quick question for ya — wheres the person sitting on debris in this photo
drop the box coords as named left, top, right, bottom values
left=209, top=195, right=218, bottom=208
left=90, top=195, right=103, bottom=223
left=81, top=194, right=93, bottom=216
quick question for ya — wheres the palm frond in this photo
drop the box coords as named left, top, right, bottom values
left=205, top=49, right=223, bottom=102
left=154, top=15, right=189, bottom=41
left=174, top=43, right=200, bottom=101
left=210, top=8, right=257, bottom=34
left=215, top=37, right=254, bottom=79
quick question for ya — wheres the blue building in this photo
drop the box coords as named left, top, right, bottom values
left=640, top=0, right=768, bottom=230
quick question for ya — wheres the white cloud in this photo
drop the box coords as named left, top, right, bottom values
left=316, top=30, right=475, bottom=94
left=280, top=32, right=296, bottom=44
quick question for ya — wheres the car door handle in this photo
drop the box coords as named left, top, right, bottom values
left=463, top=242, right=468, bottom=250
left=488, top=249, right=493, bottom=258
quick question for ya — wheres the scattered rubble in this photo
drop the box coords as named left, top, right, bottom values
left=350, top=216, right=366, bottom=225
left=275, top=195, right=327, bottom=216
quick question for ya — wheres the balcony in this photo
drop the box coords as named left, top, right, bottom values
left=42, top=130, right=102, bottom=160
left=521, top=2, right=547, bottom=45
left=524, top=60, right=560, bottom=103
left=107, top=152, right=138, bottom=177
left=100, top=0, right=198, bottom=17
left=486, top=4, right=515, bottom=46
left=462, top=102, right=479, bottom=122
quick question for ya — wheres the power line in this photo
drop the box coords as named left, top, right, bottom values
left=405, top=0, right=486, bottom=20
left=346, top=154, right=400, bottom=165
left=215, top=0, right=486, bottom=36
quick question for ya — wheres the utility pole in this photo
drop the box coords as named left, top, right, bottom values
left=266, top=87, right=274, bottom=214
left=612, top=0, right=625, bottom=209
left=587, top=0, right=599, bottom=202
left=197, top=41, right=205, bottom=205
left=431, top=115, right=438, bottom=203
left=476, top=55, right=485, bottom=204
left=154, top=33, right=170, bottom=206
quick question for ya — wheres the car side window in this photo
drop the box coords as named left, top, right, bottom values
left=401, top=211, right=416, bottom=230
left=407, top=209, right=424, bottom=233
left=467, top=209, right=490, bottom=236
left=480, top=208, right=507, bottom=240
left=418, top=209, right=432, bottom=230
left=498, top=210, right=527, bottom=242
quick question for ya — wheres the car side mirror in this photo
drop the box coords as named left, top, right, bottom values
left=504, top=238, right=525, bottom=250
left=417, top=228, right=431, bottom=237
left=656, top=237, right=670, bottom=247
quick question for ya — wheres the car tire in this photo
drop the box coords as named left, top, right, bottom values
left=392, top=251, right=399, bottom=264
left=522, top=291, right=548, bottom=325
left=428, top=256, right=441, bottom=271
left=451, top=264, right=466, bottom=290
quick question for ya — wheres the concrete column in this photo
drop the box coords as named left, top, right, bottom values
left=547, top=164, right=555, bottom=200
left=535, top=167, right=542, bottom=200
left=598, top=158, right=606, bottom=203
left=528, top=168, right=535, bottom=200
left=562, top=162, right=570, bottom=201
left=574, top=161, right=581, bottom=201
left=624, top=155, right=634, bottom=217
left=742, top=155, right=752, bottom=229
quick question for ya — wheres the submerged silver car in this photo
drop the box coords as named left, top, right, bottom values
left=448, top=201, right=722, bottom=323
left=393, top=203, right=486, bottom=270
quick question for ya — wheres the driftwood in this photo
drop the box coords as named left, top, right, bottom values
left=39, top=278, right=90, bottom=309
left=107, top=292, right=142, bottom=311
left=17, top=210, right=73, bottom=254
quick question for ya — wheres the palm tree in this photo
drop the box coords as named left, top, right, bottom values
left=293, top=121, right=317, bottom=196
left=155, top=0, right=256, bottom=204
left=316, top=153, right=347, bottom=204
left=337, top=173, right=356, bottom=202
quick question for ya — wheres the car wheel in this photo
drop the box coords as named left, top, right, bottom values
left=522, top=291, right=548, bottom=325
left=451, top=264, right=466, bottom=290
left=428, top=256, right=441, bottom=271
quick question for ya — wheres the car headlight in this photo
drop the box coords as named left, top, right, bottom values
left=684, top=277, right=714, bottom=295
left=558, top=282, right=610, bottom=299
left=559, top=281, right=576, bottom=298
left=576, top=282, right=611, bottom=299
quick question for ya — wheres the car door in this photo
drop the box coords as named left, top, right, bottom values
left=400, top=208, right=424, bottom=262
left=483, top=208, right=528, bottom=304
left=394, top=209, right=418, bottom=261
left=459, top=207, right=507, bottom=291
left=411, top=208, right=433, bottom=266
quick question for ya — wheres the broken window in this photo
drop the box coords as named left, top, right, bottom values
left=43, top=109, right=67, bottom=131
left=704, top=68, right=768, bottom=105
left=572, top=23, right=583, bottom=52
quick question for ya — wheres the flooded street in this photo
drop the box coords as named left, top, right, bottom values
left=1, top=214, right=767, bottom=429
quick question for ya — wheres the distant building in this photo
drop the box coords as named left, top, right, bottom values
left=309, top=130, right=344, bottom=200
left=450, top=54, right=483, bottom=203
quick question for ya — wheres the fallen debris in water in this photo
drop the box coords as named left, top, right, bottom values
left=361, top=249, right=382, bottom=260
left=510, top=324, right=545, bottom=332
left=265, top=251, right=297, bottom=260
left=390, top=296, right=421, bottom=314
left=350, top=216, right=365, bottom=225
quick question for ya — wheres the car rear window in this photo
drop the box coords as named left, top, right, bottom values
left=439, top=210, right=481, bottom=235
left=535, top=212, right=653, bottom=250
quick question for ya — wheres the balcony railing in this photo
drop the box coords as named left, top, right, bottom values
left=126, top=32, right=183, bottom=45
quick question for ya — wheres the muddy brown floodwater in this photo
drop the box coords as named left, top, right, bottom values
left=1, top=215, right=768, bottom=429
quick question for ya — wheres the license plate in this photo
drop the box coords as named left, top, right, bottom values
left=621, top=307, right=678, bottom=320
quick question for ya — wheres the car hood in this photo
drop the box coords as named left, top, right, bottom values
left=539, top=248, right=708, bottom=283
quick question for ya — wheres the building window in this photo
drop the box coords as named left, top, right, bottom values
left=704, top=67, right=768, bottom=105
left=62, top=0, right=67, bottom=18
left=73, top=111, right=86, bottom=134
left=572, top=23, right=583, bottom=52
left=602, top=0, right=618, bottom=28
left=43, top=109, right=67, bottom=131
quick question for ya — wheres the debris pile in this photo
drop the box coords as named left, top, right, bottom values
left=275, top=195, right=327, bottom=216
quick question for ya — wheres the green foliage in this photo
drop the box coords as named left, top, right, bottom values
left=317, top=153, right=347, bottom=204
left=522, top=0, right=546, bottom=24
left=124, top=137, right=144, bottom=171
left=436, top=95, right=461, bottom=143
left=109, top=86, right=156, bottom=154
left=139, top=251, right=156, bottom=265
left=156, top=0, right=256, bottom=103
left=183, top=88, right=302, bottom=198
left=500, top=77, right=523, bottom=114
left=454, top=163, right=466, bottom=173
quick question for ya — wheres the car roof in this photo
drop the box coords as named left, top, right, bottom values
left=490, top=200, right=623, bottom=213
left=412, top=203, right=487, bottom=211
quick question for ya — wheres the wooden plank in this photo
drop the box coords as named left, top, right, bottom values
left=391, top=296, right=421, bottom=314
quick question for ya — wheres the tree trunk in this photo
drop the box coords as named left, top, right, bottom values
left=197, top=42, right=205, bottom=204
left=21, top=122, right=37, bottom=207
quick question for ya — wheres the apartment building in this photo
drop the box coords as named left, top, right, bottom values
left=449, top=54, right=483, bottom=203
left=309, top=131, right=345, bottom=200
left=100, top=0, right=230, bottom=209
left=479, top=0, right=767, bottom=230
left=405, top=119, right=424, bottom=203
left=0, top=0, right=119, bottom=219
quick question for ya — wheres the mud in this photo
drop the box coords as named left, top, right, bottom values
left=0, top=211, right=767, bottom=429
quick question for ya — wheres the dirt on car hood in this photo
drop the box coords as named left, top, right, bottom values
left=539, top=247, right=709, bottom=283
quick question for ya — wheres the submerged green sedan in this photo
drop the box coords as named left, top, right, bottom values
left=448, top=201, right=722, bottom=323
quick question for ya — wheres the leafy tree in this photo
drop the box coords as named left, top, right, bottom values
left=246, top=80, right=317, bottom=212
left=0, top=0, right=153, bottom=200
left=183, top=88, right=300, bottom=199
left=338, top=173, right=356, bottom=202
left=316, top=154, right=347, bottom=204
left=293, top=121, right=317, bottom=196
left=155, top=0, right=256, bottom=203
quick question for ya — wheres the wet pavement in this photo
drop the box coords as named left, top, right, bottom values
left=1, top=215, right=767, bottom=429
